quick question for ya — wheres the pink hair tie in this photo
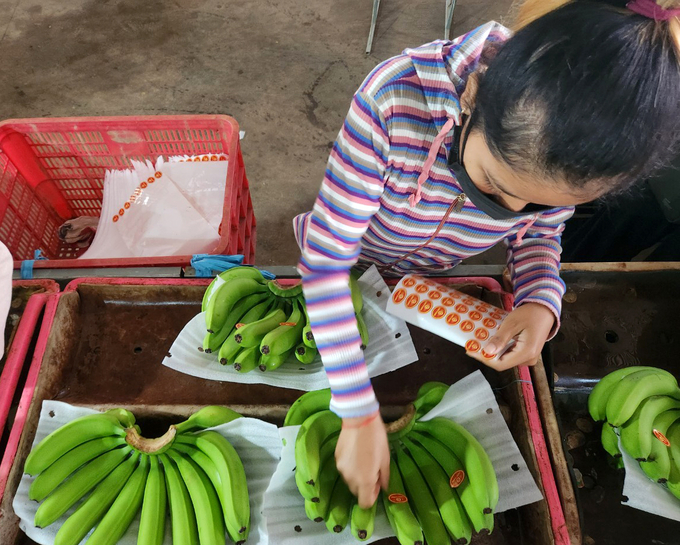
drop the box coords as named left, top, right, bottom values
left=627, top=0, right=680, bottom=20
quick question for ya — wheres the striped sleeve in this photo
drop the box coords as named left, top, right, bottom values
left=295, top=91, right=390, bottom=418
left=505, top=207, right=575, bottom=337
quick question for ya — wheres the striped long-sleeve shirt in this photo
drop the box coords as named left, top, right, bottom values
left=294, top=22, right=575, bottom=418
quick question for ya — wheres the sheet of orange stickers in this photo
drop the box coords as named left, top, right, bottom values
left=386, top=274, right=514, bottom=361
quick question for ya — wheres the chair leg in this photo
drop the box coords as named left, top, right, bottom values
left=445, top=0, right=456, bottom=40
left=366, top=0, right=382, bottom=54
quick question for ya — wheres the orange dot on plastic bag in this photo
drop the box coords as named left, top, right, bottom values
left=112, top=215, right=119, bottom=223
left=155, top=171, right=163, bottom=177
left=219, top=156, right=227, bottom=161
left=202, top=156, right=209, bottom=161
left=124, top=202, right=130, bottom=210
left=210, top=155, right=218, bottom=161
left=147, top=177, right=155, bottom=183
left=119, top=208, right=125, bottom=216
left=141, top=182, right=148, bottom=189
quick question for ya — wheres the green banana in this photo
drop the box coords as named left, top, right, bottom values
left=296, top=433, right=339, bottom=501
left=167, top=451, right=225, bottom=545
left=382, top=457, right=424, bottom=545
left=600, top=424, right=622, bottom=460
left=349, top=273, right=363, bottom=314
left=260, top=298, right=305, bottom=356
left=312, top=444, right=341, bottom=520
left=86, top=455, right=150, bottom=545
left=350, top=499, right=378, bottom=541
left=258, top=349, right=293, bottom=372
left=29, top=435, right=126, bottom=501
left=295, top=343, right=318, bottom=364
left=202, top=267, right=266, bottom=312
left=234, top=345, right=261, bottom=373
left=25, top=410, right=132, bottom=476
left=294, top=410, right=342, bottom=488
left=410, top=431, right=489, bottom=533
left=605, top=369, right=680, bottom=427
left=234, top=307, right=287, bottom=348
left=160, top=454, right=199, bottom=545
left=414, top=418, right=498, bottom=516
left=413, top=382, right=449, bottom=419
left=176, top=431, right=250, bottom=542
left=284, top=389, right=332, bottom=427
left=302, top=302, right=316, bottom=349
left=267, top=279, right=303, bottom=298
left=396, top=446, right=449, bottom=545
left=356, top=311, right=369, bottom=349
left=588, top=366, right=656, bottom=422
left=34, top=446, right=132, bottom=528
left=620, top=395, right=680, bottom=461
left=325, top=477, right=354, bottom=534
left=666, top=423, right=680, bottom=498
left=218, top=298, right=274, bottom=364
left=639, top=409, right=680, bottom=483
left=137, top=455, right=166, bottom=545
left=174, top=406, right=242, bottom=434
left=203, top=292, right=269, bottom=352
left=205, top=277, right=267, bottom=333
left=402, top=437, right=472, bottom=544
left=305, top=499, right=325, bottom=523
left=53, top=452, right=140, bottom=545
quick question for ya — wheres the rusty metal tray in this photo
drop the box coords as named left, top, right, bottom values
left=0, top=278, right=557, bottom=544
left=540, top=264, right=680, bottom=545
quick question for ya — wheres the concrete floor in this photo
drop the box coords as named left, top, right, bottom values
left=0, top=0, right=513, bottom=266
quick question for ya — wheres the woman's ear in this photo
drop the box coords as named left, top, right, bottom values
left=460, top=70, right=483, bottom=115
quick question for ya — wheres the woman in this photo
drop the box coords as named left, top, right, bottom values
left=294, top=0, right=680, bottom=508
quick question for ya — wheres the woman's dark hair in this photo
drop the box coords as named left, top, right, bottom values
left=472, top=0, right=680, bottom=193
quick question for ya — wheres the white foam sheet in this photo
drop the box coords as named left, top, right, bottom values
left=619, top=429, right=680, bottom=521
left=13, top=401, right=281, bottom=545
left=162, top=266, right=419, bottom=391
left=262, top=371, right=543, bottom=545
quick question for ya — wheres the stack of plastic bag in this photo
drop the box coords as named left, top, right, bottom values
left=80, top=154, right=228, bottom=259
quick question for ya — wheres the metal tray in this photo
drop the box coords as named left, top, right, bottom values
left=0, top=278, right=557, bottom=544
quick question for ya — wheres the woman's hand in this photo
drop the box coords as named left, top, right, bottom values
left=470, top=303, right=554, bottom=371
left=334, top=411, right=390, bottom=508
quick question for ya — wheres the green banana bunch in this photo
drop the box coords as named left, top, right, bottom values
left=284, top=389, right=331, bottom=427
left=203, top=292, right=269, bottom=353
left=25, top=409, right=133, bottom=475
left=202, top=266, right=266, bottom=312
left=620, top=395, right=680, bottom=461
left=666, top=423, right=680, bottom=499
left=639, top=409, right=680, bottom=483
left=588, top=366, right=652, bottom=422
left=294, top=410, right=342, bottom=489
left=25, top=405, right=251, bottom=545
left=205, top=276, right=268, bottom=333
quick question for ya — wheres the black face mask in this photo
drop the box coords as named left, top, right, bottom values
left=447, top=114, right=553, bottom=220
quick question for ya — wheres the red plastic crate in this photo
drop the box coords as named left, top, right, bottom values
left=0, top=115, right=256, bottom=269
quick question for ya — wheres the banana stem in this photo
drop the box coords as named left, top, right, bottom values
left=384, top=403, right=416, bottom=436
left=125, top=425, right=177, bottom=454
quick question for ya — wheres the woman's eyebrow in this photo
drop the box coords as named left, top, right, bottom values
left=485, top=170, right=522, bottom=199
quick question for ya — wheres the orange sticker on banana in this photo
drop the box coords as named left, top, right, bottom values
left=429, top=290, right=442, bottom=300
left=431, top=306, right=446, bottom=319
left=654, top=429, right=671, bottom=447
left=469, top=311, right=482, bottom=321
left=405, top=294, right=420, bottom=308
left=403, top=278, right=417, bottom=288
left=449, top=470, right=465, bottom=488
left=483, top=318, right=497, bottom=329
left=388, top=493, right=408, bottom=504
left=460, top=320, right=474, bottom=333
left=418, top=300, right=433, bottom=313
left=280, top=322, right=297, bottom=326
left=455, top=304, right=468, bottom=314
left=465, top=339, right=481, bottom=352
left=446, top=313, right=460, bottom=326
left=235, top=323, right=246, bottom=329
left=416, top=284, right=429, bottom=294
left=475, top=328, right=489, bottom=341
left=393, top=288, right=407, bottom=304
left=442, top=297, right=455, bottom=307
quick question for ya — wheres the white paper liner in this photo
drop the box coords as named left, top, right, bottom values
left=13, top=401, right=281, bottom=545
left=262, top=371, right=543, bottom=545
left=162, top=266, right=418, bottom=391
left=619, top=429, right=680, bottom=521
